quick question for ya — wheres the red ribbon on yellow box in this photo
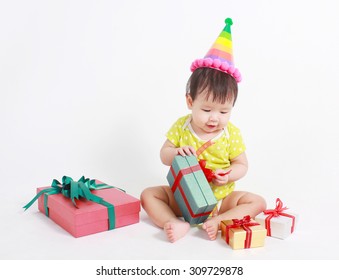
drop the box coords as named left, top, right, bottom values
left=263, top=198, right=295, bottom=236
left=225, top=215, right=260, bottom=248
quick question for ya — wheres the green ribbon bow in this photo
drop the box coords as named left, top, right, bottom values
left=23, top=176, right=125, bottom=230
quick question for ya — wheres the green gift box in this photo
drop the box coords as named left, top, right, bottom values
left=167, top=155, right=217, bottom=224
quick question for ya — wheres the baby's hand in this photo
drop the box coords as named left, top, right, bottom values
left=212, top=169, right=231, bottom=186
left=176, top=146, right=197, bottom=157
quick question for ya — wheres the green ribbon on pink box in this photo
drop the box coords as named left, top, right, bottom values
left=23, top=176, right=124, bottom=230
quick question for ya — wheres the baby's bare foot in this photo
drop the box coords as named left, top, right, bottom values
left=164, top=219, right=190, bottom=243
left=202, top=217, right=220, bottom=240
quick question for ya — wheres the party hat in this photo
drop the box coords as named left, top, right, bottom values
left=190, top=18, right=242, bottom=83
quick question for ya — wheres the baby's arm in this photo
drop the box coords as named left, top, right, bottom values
left=160, top=139, right=196, bottom=166
left=212, top=152, right=248, bottom=186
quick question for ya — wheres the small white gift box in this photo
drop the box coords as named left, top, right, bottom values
left=255, top=198, right=297, bottom=239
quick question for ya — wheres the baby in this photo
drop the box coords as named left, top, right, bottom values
left=140, top=18, right=266, bottom=242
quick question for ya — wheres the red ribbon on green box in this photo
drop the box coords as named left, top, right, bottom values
left=23, top=176, right=124, bottom=230
left=225, top=215, right=260, bottom=249
left=263, top=198, right=295, bottom=236
left=170, top=164, right=212, bottom=218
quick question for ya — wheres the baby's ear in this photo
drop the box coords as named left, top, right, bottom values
left=186, top=94, right=193, bottom=109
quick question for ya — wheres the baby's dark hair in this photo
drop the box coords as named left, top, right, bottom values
left=186, top=67, right=238, bottom=105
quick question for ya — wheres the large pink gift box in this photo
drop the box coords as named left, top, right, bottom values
left=37, top=185, right=140, bottom=237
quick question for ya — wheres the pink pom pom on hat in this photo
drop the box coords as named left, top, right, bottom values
left=190, top=18, right=242, bottom=83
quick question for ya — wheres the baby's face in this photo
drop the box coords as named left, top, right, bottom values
left=186, top=91, right=234, bottom=137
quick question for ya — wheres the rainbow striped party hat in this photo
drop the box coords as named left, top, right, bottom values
left=190, top=18, right=242, bottom=83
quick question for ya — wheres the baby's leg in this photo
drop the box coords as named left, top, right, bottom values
left=140, top=186, right=190, bottom=242
left=202, top=191, right=266, bottom=240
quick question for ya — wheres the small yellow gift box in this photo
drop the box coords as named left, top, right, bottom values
left=221, top=215, right=267, bottom=249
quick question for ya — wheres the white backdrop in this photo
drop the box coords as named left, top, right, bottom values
left=1, top=0, right=339, bottom=261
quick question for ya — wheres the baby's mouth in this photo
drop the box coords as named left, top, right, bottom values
left=206, top=124, right=217, bottom=129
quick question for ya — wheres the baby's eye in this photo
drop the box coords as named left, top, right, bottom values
left=202, top=109, right=211, bottom=112
left=220, top=111, right=228, bottom=114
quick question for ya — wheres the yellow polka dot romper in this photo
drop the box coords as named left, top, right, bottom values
left=166, top=114, right=246, bottom=201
